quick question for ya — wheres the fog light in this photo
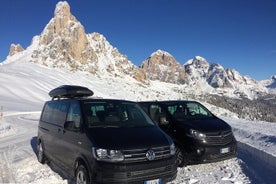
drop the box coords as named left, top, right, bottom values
left=196, top=148, right=204, bottom=155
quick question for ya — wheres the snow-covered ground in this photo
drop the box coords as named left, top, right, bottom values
left=0, top=61, right=275, bottom=183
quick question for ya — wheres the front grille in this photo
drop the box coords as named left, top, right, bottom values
left=204, top=130, right=234, bottom=145
left=99, top=161, right=177, bottom=183
left=128, top=165, right=172, bottom=178
left=122, top=146, right=171, bottom=163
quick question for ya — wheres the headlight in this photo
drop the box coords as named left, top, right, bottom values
left=187, top=129, right=206, bottom=142
left=92, top=147, right=124, bottom=162
left=170, top=143, right=176, bottom=155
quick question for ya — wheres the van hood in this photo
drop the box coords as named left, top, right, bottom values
left=176, top=117, right=231, bottom=133
left=87, top=126, right=171, bottom=150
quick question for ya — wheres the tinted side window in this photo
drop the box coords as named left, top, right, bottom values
left=148, top=104, right=161, bottom=122
left=186, top=103, right=210, bottom=116
left=167, top=104, right=192, bottom=120
left=167, top=105, right=178, bottom=115
left=66, top=101, right=81, bottom=128
left=41, top=100, right=69, bottom=125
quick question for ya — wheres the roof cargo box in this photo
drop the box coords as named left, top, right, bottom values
left=49, top=85, right=94, bottom=99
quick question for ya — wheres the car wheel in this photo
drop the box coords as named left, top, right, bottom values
left=76, top=165, right=90, bottom=184
left=175, top=145, right=187, bottom=167
left=37, top=141, right=46, bottom=164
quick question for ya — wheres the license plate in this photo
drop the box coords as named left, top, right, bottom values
left=144, top=179, right=161, bottom=184
left=220, top=147, right=230, bottom=154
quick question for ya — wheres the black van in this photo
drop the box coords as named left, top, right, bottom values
left=37, top=85, right=177, bottom=184
left=139, top=100, right=237, bottom=167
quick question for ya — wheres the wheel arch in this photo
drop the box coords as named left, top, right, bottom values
left=74, top=154, right=93, bottom=179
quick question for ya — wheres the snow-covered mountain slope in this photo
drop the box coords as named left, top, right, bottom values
left=140, top=50, right=270, bottom=99
left=2, top=1, right=273, bottom=100
left=0, top=60, right=190, bottom=112
left=5, top=1, right=143, bottom=81
left=184, top=56, right=268, bottom=99
left=260, top=75, right=276, bottom=92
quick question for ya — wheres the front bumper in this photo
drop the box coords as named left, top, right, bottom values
left=91, top=157, right=177, bottom=184
left=186, top=140, right=237, bottom=164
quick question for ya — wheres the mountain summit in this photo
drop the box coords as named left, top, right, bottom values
left=15, top=1, right=143, bottom=79
left=141, top=50, right=188, bottom=84
left=34, top=1, right=96, bottom=67
left=8, top=44, right=24, bottom=57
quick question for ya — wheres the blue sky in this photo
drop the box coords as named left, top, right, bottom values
left=0, top=0, right=275, bottom=80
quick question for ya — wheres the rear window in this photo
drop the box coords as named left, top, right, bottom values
left=84, top=101, right=155, bottom=128
left=41, top=100, right=69, bottom=125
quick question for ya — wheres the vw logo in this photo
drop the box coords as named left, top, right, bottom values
left=146, top=149, right=155, bottom=161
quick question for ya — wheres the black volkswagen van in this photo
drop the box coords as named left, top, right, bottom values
left=37, top=85, right=177, bottom=184
left=139, top=100, right=237, bottom=167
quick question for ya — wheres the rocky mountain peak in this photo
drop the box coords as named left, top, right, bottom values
left=185, top=56, right=236, bottom=89
left=54, top=1, right=71, bottom=17
left=9, top=44, right=24, bottom=56
left=149, top=49, right=177, bottom=65
left=189, top=56, right=209, bottom=68
left=52, top=1, right=78, bottom=34
left=151, top=49, right=173, bottom=58
left=261, top=75, right=276, bottom=89
left=141, top=50, right=188, bottom=84
left=13, top=1, right=147, bottom=81
left=30, top=1, right=97, bottom=69
left=86, top=32, right=145, bottom=80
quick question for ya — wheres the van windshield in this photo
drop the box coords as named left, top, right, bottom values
left=84, top=101, right=155, bottom=128
left=166, top=102, right=214, bottom=121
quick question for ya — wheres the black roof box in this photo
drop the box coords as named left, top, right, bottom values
left=49, top=85, right=94, bottom=99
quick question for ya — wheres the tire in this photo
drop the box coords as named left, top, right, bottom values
left=76, top=165, right=90, bottom=184
left=175, top=145, right=187, bottom=167
left=37, top=141, right=46, bottom=164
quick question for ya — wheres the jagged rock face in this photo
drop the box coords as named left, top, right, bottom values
left=32, top=1, right=97, bottom=68
left=185, top=56, right=234, bottom=88
left=207, top=64, right=233, bottom=88
left=267, top=76, right=276, bottom=88
left=88, top=33, right=129, bottom=73
left=185, top=56, right=209, bottom=79
left=141, top=50, right=188, bottom=84
left=28, top=1, right=145, bottom=80
left=261, top=75, right=276, bottom=89
left=87, top=33, right=146, bottom=81
left=9, top=44, right=24, bottom=56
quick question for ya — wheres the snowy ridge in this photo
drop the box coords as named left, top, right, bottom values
left=183, top=56, right=268, bottom=99
left=2, top=1, right=274, bottom=100
left=150, top=49, right=173, bottom=57
left=260, top=75, right=276, bottom=93
left=87, top=32, right=135, bottom=76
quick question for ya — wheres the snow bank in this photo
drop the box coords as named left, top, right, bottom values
left=0, top=121, right=15, bottom=138
left=221, top=116, right=276, bottom=156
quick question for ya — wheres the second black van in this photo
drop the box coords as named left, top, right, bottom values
left=139, top=100, right=237, bottom=167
